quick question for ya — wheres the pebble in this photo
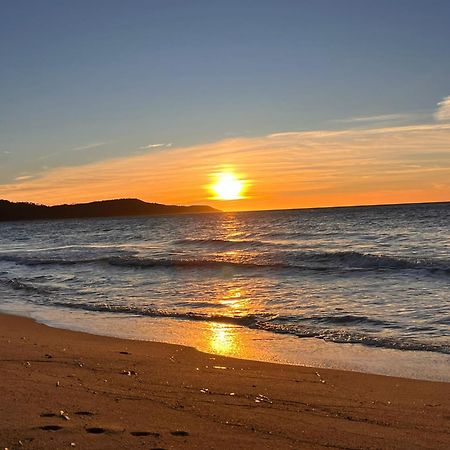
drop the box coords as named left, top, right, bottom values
left=255, top=394, right=272, bottom=404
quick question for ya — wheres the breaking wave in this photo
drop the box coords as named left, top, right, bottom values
left=49, top=301, right=263, bottom=327
left=1, top=251, right=449, bottom=274
left=1, top=272, right=448, bottom=355
left=29, top=299, right=450, bottom=355
left=0, top=276, right=53, bottom=295
left=255, top=320, right=450, bottom=354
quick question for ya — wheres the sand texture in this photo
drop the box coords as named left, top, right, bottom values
left=0, top=313, right=449, bottom=449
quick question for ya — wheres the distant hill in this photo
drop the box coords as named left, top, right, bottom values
left=0, top=198, right=220, bottom=222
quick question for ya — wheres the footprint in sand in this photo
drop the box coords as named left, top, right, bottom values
left=40, top=425, right=63, bottom=431
left=85, top=427, right=106, bottom=434
left=75, top=411, right=95, bottom=416
left=170, top=430, right=189, bottom=437
left=130, top=431, right=161, bottom=437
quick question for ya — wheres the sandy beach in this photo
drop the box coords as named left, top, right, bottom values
left=0, top=313, right=449, bottom=449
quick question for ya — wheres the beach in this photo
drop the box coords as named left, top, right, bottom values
left=1, top=313, right=449, bottom=450
left=2, top=1, right=450, bottom=448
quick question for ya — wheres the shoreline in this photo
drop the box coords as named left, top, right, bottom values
left=3, top=302, right=450, bottom=382
left=1, top=312, right=449, bottom=449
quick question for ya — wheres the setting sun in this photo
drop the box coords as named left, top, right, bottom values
left=210, top=172, right=246, bottom=200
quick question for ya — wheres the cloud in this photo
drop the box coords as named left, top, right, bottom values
left=139, top=143, right=173, bottom=150
left=1, top=123, right=449, bottom=210
left=13, top=175, right=34, bottom=181
left=434, top=95, right=450, bottom=122
left=38, top=141, right=108, bottom=160
left=72, top=142, right=108, bottom=151
left=337, top=113, right=415, bottom=123
left=0, top=149, right=11, bottom=160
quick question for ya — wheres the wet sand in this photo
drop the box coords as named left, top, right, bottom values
left=0, top=313, right=449, bottom=449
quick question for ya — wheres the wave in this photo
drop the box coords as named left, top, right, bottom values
left=107, top=256, right=280, bottom=270
left=1, top=276, right=447, bottom=355
left=0, top=276, right=53, bottom=295
left=255, top=320, right=450, bottom=354
left=31, top=299, right=450, bottom=355
left=291, top=251, right=450, bottom=274
left=105, top=253, right=447, bottom=273
left=49, top=301, right=262, bottom=327
left=173, top=238, right=265, bottom=247
left=1, top=251, right=449, bottom=274
left=258, top=230, right=319, bottom=239
left=0, top=253, right=285, bottom=270
left=0, top=254, right=104, bottom=266
left=295, top=314, right=391, bottom=327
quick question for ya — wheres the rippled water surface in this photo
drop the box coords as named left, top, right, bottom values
left=1, top=202, right=449, bottom=354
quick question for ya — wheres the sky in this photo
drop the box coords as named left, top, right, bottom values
left=1, top=0, right=450, bottom=211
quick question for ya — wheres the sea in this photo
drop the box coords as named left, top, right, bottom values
left=1, top=202, right=449, bottom=380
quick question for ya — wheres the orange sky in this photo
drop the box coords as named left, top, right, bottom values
left=1, top=123, right=449, bottom=211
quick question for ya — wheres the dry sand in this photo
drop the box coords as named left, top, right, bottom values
left=0, top=313, right=449, bottom=449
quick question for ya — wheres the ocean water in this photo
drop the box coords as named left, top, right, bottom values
left=1, top=202, right=449, bottom=363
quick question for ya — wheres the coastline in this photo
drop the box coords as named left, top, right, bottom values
left=1, top=313, right=449, bottom=449
left=3, top=301, right=450, bottom=382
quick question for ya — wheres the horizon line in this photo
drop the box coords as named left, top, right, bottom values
left=224, top=199, right=450, bottom=214
left=2, top=197, right=449, bottom=215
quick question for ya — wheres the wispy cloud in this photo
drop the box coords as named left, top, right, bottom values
left=72, top=142, right=108, bottom=151
left=337, top=113, right=415, bottom=123
left=13, top=175, right=34, bottom=181
left=38, top=141, right=109, bottom=160
left=1, top=149, right=11, bottom=161
left=434, top=95, right=450, bottom=122
left=1, top=123, right=449, bottom=210
left=139, top=143, right=173, bottom=150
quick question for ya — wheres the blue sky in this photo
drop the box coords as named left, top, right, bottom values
left=1, top=0, right=450, bottom=202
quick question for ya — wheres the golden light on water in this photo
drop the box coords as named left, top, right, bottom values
left=207, top=322, right=239, bottom=355
left=206, top=288, right=247, bottom=355
left=210, top=171, right=246, bottom=200
left=219, top=288, right=248, bottom=315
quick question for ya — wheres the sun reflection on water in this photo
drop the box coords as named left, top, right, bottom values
left=205, top=287, right=250, bottom=356
left=207, top=322, right=240, bottom=355
left=219, top=288, right=248, bottom=316
left=219, top=213, right=245, bottom=239
left=202, top=215, right=256, bottom=357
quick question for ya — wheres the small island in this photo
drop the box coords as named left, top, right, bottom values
left=0, top=198, right=220, bottom=222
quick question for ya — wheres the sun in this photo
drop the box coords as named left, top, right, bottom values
left=210, top=172, right=245, bottom=200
